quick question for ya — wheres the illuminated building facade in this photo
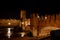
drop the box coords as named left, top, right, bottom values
left=30, top=13, right=60, bottom=37
left=0, top=10, right=60, bottom=38
left=20, top=10, right=30, bottom=31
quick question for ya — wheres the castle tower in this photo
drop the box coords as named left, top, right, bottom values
left=30, top=13, right=39, bottom=37
left=20, top=10, right=26, bottom=30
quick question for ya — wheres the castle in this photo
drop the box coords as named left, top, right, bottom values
left=0, top=10, right=60, bottom=37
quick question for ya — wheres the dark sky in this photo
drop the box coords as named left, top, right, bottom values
left=0, top=1, right=60, bottom=19
left=0, top=8, right=19, bottom=19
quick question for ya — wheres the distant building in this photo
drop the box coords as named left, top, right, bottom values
left=0, top=19, right=20, bottom=27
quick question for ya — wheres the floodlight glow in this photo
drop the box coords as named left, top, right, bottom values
left=45, top=17, right=47, bottom=19
left=8, top=22, right=11, bottom=25
left=7, top=28, right=11, bottom=38
left=37, top=16, right=39, bottom=18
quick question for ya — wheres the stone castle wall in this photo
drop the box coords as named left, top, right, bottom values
left=30, top=13, right=60, bottom=37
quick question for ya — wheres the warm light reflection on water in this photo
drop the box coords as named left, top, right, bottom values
left=20, top=32, right=25, bottom=37
left=7, top=28, right=12, bottom=38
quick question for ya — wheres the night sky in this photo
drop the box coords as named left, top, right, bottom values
left=0, top=1, right=60, bottom=19
left=0, top=8, right=19, bottom=19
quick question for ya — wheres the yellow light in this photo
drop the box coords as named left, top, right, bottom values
left=8, top=22, right=11, bottom=25
left=25, top=21, right=28, bottom=26
left=45, top=17, right=47, bottom=19
left=22, top=22, right=24, bottom=24
left=37, top=16, right=39, bottom=18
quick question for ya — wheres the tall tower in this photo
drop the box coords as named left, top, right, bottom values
left=20, top=10, right=26, bottom=30
left=20, top=10, right=26, bottom=19
left=30, top=13, right=39, bottom=37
